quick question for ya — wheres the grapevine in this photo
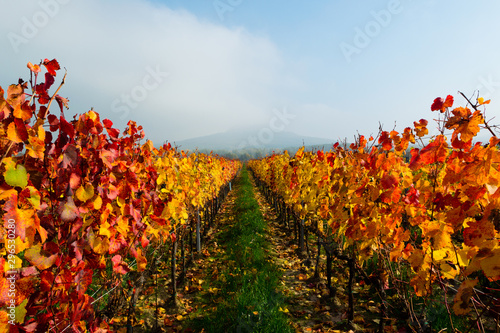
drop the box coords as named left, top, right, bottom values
left=248, top=94, right=500, bottom=330
left=0, top=59, right=241, bottom=332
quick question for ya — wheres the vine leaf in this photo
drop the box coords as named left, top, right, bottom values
left=3, top=160, right=28, bottom=188
left=24, top=243, right=57, bottom=270
left=453, top=279, right=478, bottom=315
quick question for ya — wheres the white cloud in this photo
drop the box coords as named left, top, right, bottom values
left=0, top=0, right=289, bottom=144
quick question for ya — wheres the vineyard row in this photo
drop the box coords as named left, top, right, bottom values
left=0, top=59, right=241, bottom=332
left=248, top=94, right=500, bottom=331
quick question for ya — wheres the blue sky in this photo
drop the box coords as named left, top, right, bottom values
left=1, top=0, right=500, bottom=146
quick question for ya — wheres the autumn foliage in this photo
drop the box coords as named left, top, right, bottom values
left=0, top=59, right=240, bottom=332
left=249, top=93, right=500, bottom=325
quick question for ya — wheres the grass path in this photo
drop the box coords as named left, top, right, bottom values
left=181, top=166, right=293, bottom=332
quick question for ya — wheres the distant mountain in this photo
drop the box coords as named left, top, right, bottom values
left=174, top=129, right=334, bottom=152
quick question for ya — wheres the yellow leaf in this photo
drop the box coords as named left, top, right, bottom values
left=93, top=195, right=103, bottom=210
left=76, top=184, right=94, bottom=202
left=440, top=263, right=458, bottom=279
left=478, top=97, right=491, bottom=105
left=4, top=255, right=22, bottom=271
left=432, top=228, right=452, bottom=250
left=0, top=311, right=10, bottom=333
left=24, top=243, right=57, bottom=270
left=116, top=216, right=130, bottom=236
left=453, top=279, right=478, bottom=315
left=15, top=236, right=30, bottom=254
left=89, top=229, right=109, bottom=254
left=480, top=249, right=500, bottom=279
left=26, top=136, right=45, bottom=159
left=99, top=221, right=112, bottom=238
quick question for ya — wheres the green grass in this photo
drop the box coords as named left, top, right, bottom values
left=187, top=166, right=292, bottom=332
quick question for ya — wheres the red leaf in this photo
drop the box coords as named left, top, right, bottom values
left=55, top=95, right=69, bottom=113
left=431, top=95, right=454, bottom=113
left=378, top=131, right=393, bottom=150
left=37, top=105, right=48, bottom=120
left=44, top=72, right=55, bottom=90
left=106, top=127, right=120, bottom=140
left=103, top=119, right=120, bottom=140
left=43, top=59, right=60, bottom=76
left=48, top=114, right=59, bottom=132
left=409, top=135, right=448, bottom=169
left=40, top=270, right=54, bottom=292
left=112, top=255, right=130, bottom=274
left=444, top=95, right=454, bottom=108
left=431, top=97, right=444, bottom=111
left=13, top=118, right=29, bottom=142
left=62, top=145, right=78, bottom=168
left=103, top=119, right=113, bottom=128
left=381, top=173, right=398, bottom=189
left=60, top=116, right=75, bottom=138
left=109, top=236, right=123, bottom=254
left=141, top=235, right=150, bottom=248
left=35, top=83, right=50, bottom=104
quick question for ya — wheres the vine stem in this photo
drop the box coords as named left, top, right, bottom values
left=459, top=91, right=497, bottom=138
left=33, top=70, right=67, bottom=132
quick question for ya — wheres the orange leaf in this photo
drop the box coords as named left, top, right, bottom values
left=13, top=101, right=33, bottom=121
left=136, top=248, right=147, bottom=272
left=27, top=62, right=41, bottom=73
left=478, top=97, right=490, bottom=105
left=413, top=119, right=428, bottom=137
left=409, top=135, right=448, bottom=169
left=3, top=192, right=35, bottom=242
left=24, top=243, right=57, bottom=270
left=7, top=119, right=28, bottom=143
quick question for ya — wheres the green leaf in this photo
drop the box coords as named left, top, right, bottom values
left=4, top=163, right=28, bottom=188
left=15, top=299, right=28, bottom=323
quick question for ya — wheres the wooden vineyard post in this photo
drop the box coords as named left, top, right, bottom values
left=189, top=221, right=194, bottom=261
left=299, top=218, right=305, bottom=255
left=347, top=257, right=355, bottom=322
left=314, top=233, right=321, bottom=279
left=196, top=208, right=201, bottom=252
left=171, top=237, right=178, bottom=305
left=181, top=235, right=186, bottom=277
